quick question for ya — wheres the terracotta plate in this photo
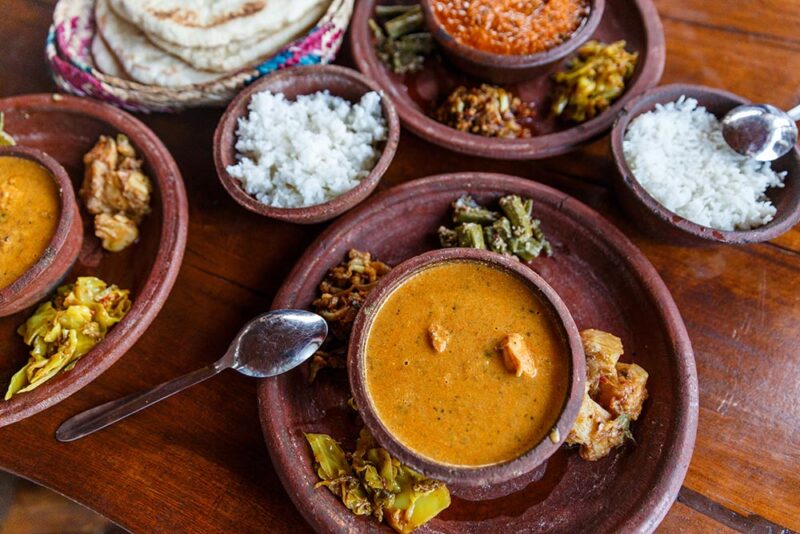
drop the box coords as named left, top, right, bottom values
left=351, top=0, right=665, bottom=159
left=259, top=173, right=698, bottom=532
left=0, top=94, right=188, bottom=426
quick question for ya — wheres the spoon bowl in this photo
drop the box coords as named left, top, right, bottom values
left=228, top=310, right=328, bottom=377
left=722, top=103, right=799, bottom=162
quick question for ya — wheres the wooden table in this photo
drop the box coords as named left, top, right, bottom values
left=1, top=1, right=799, bottom=532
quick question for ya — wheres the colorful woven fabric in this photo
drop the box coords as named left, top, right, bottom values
left=47, top=0, right=353, bottom=112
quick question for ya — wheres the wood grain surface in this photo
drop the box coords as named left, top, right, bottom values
left=0, top=1, right=798, bottom=533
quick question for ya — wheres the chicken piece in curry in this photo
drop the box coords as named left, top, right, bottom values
left=427, top=323, right=450, bottom=353
left=566, top=329, right=649, bottom=461
left=499, top=333, right=537, bottom=378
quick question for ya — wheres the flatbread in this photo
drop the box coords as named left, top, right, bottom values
left=108, top=0, right=323, bottom=48
left=145, top=0, right=328, bottom=73
left=95, top=0, right=224, bottom=87
left=90, top=33, right=130, bottom=79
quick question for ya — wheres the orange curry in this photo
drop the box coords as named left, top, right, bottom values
left=0, top=156, right=60, bottom=289
left=432, top=0, right=590, bottom=56
left=364, top=261, right=569, bottom=467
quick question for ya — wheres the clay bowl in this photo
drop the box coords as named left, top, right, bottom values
left=347, top=247, right=586, bottom=491
left=214, top=65, right=400, bottom=225
left=420, top=0, right=605, bottom=84
left=610, top=84, right=800, bottom=245
left=0, top=146, right=83, bottom=317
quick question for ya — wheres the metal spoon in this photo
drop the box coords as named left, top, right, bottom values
left=56, top=309, right=327, bottom=442
left=722, top=103, right=800, bottom=161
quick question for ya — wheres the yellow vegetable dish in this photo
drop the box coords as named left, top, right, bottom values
left=6, top=276, right=131, bottom=400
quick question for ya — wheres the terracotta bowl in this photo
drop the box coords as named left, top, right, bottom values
left=214, top=65, right=400, bottom=225
left=610, top=84, right=800, bottom=245
left=0, top=146, right=82, bottom=317
left=347, top=248, right=586, bottom=490
left=420, top=0, right=605, bottom=84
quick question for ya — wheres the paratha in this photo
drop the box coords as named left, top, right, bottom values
left=107, top=0, right=322, bottom=48
left=96, top=0, right=224, bottom=87
left=145, top=0, right=328, bottom=73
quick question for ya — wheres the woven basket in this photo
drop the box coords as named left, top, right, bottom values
left=47, top=0, right=354, bottom=112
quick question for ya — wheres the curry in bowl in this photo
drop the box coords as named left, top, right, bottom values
left=350, top=248, right=585, bottom=485
left=0, top=155, right=61, bottom=289
left=0, top=146, right=83, bottom=318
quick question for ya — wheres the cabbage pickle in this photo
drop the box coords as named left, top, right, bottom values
left=6, top=276, right=131, bottom=399
left=305, top=428, right=450, bottom=533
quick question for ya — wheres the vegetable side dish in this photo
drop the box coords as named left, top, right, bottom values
left=365, top=260, right=569, bottom=466
left=439, top=194, right=552, bottom=260
left=306, top=428, right=450, bottom=533
left=551, top=40, right=639, bottom=123
left=6, top=277, right=131, bottom=399
left=0, top=156, right=60, bottom=289
left=431, top=0, right=590, bottom=56
left=433, top=85, right=535, bottom=138
left=370, top=4, right=435, bottom=74
left=566, top=329, right=649, bottom=460
left=309, top=249, right=391, bottom=382
left=0, top=113, right=14, bottom=146
left=81, top=134, right=152, bottom=252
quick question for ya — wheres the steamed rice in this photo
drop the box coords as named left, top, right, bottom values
left=227, top=90, right=387, bottom=208
left=622, top=96, right=786, bottom=231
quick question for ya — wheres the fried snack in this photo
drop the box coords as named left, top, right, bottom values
left=597, top=362, right=649, bottom=419
left=551, top=40, right=638, bottom=123
left=568, top=394, right=631, bottom=461
left=306, top=427, right=451, bottom=533
left=581, top=328, right=623, bottom=396
left=309, top=250, right=391, bottom=382
left=80, top=134, right=152, bottom=251
left=6, top=277, right=131, bottom=399
left=566, top=328, right=648, bottom=460
left=434, top=85, right=535, bottom=138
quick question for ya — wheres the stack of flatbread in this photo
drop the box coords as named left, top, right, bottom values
left=91, top=0, right=330, bottom=87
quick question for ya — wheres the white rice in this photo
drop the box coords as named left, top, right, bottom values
left=622, top=96, right=786, bottom=231
left=227, top=90, right=387, bottom=208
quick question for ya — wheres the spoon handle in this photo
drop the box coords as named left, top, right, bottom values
left=788, top=104, right=800, bottom=121
left=56, top=363, right=224, bottom=442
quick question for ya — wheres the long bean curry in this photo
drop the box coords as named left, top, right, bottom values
left=365, top=260, right=570, bottom=467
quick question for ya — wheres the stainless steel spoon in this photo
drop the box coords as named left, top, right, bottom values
left=56, top=309, right=327, bottom=442
left=722, top=103, right=800, bottom=161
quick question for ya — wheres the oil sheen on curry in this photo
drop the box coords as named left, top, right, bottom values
left=365, top=260, right=569, bottom=467
left=0, top=156, right=60, bottom=289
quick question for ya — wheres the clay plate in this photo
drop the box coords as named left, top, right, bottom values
left=259, top=173, right=698, bottom=532
left=351, top=0, right=665, bottom=159
left=610, top=83, right=800, bottom=245
left=214, top=65, right=400, bottom=225
left=0, top=94, right=188, bottom=427
left=0, top=146, right=83, bottom=317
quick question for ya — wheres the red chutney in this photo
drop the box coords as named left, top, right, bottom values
left=432, top=0, right=590, bottom=56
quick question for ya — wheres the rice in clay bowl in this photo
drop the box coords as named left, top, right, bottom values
left=46, top=0, right=355, bottom=112
left=610, top=84, right=800, bottom=245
